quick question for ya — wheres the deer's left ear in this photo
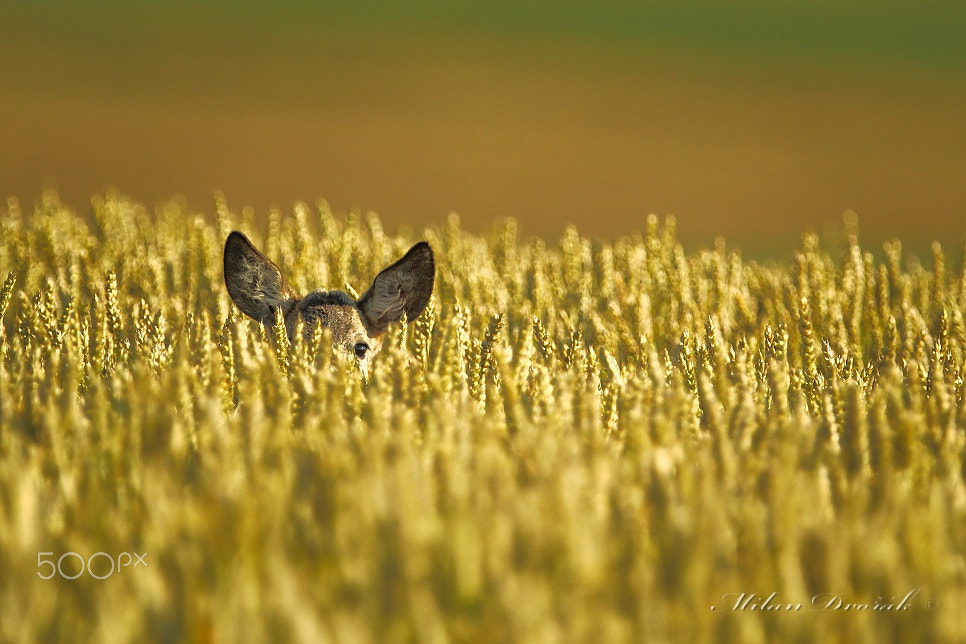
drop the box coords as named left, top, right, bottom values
left=224, top=231, right=297, bottom=325
left=357, top=242, right=435, bottom=334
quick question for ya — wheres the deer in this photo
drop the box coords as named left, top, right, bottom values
left=223, top=231, right=434, bottom=375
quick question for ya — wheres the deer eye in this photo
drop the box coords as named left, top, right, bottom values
left=353, top=342, right=369, bottom=359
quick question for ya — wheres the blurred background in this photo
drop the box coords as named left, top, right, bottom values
left=2, top=0, right=965, bottom=256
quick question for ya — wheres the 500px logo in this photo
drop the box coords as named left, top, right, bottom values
left=37, top=551, right=147, bottom=580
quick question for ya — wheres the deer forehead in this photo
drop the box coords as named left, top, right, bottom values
left=295, top=290, right=377, bottom=344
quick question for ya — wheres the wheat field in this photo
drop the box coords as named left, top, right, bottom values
left=1, top=191, right=964, bottom=642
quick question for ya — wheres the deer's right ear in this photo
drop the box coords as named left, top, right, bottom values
left=357, top=241, right=435, bottom=334
left=224, top=231, right=297, bottom=324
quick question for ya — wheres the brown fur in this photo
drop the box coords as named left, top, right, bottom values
left=224, top=231, right=434, bottom=371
